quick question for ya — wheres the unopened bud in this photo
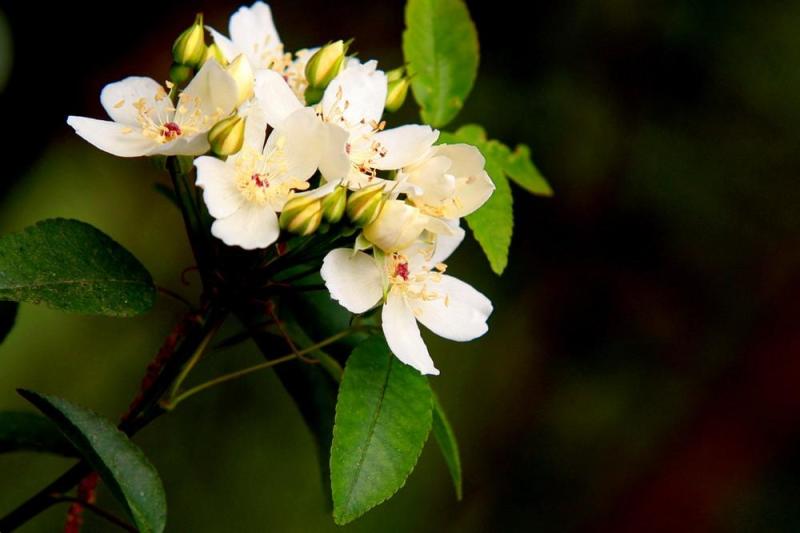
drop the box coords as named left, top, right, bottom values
left=279, top=196, right=323, bottom=235
left=169, top=63, right=195, bottom=88
left=204, top=42, right=227, bottom=65
left=305, top=40, right=347, bottom=90
left=363, top=200, right=428, bottom=252
left=321, top=186, right=347, bottom=223
left=385, top=77, right=411, bottom=113
left=386, top=67, right=406, bottom=83
left=346, top=184, right=386, bottom=227
left=208, top=115, right=246, bottom=157
left=226, top=54, right=254, bottom=105
left=304, top=86, right=325, bottom=106
left=172, top=14, right=207, bottom=68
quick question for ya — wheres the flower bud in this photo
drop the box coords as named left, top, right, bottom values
left=385, top=77, right=411, bottom=113
left=169, top=63, right=195, bottom=88
left=203, top=42, right=227, bottom=65
left=386, top=66, right=406, bottom=83
left=226, top=54, right=254, bottom=105
left=363, top=200, right=429, bottom=252
left=304, top=85, right=325, bottom=106
left=321, top=186, right=347, bottom=223
left=346, top=184, right=386, bottom=227
left=279, top=196, right=323, bottom=236
left=172, top=14, right=207, bottom=68
left=305, top=40, right=347, bottom=90
left=208, top=115, right=246, bottom=157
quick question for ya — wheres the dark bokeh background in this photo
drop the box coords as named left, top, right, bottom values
left=1, top=1, right=800, bottom=531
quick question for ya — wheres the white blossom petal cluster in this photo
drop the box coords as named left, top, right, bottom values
left=66, top=1, right=496, bottom=375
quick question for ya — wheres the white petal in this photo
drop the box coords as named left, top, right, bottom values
left=451, top=170, right=495, bottom=218
left=179, top=59, right=238, bottom=129
left=372, top=125, right=439, bottom=170
left=382, top=291, right=439, bottom=375
left=229, top=1, right=282, bottom=69
left=415, top=275, right=492, bottom=342
left=297, top=179, right=341, bottom=200
left=322, top=60, right=387, bottom=129
left=253, top=69, right=303, bottom=128
left=100, top=77, right=170, bottom=127
left=153, top=133, right=209, bottom=156
left=319, top=123, right=351, bottom=181
left=437, top=144, right=495, bottom=217
left=194, top=156, right=243, bottom=219
left=405, top=156, right=455, bottom=204
left=431, top=222, right=465, bottom=264
left=210, top=203, right=280, bottom=250
left=269, top=107, right=323, bottom=180
left=320, top=249, right=383, bottom=314
left=207, top=27, right=240, bottom=62
left=436, top=144, right=485, bottom=176
left=66, top=116, right=154, bottom=157
left=239, top=98, right=269, bottom=150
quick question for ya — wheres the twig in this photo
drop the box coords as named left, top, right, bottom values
left=157, top=286, right=193, bottom=308
left=163, top=326, right=370, bottom=408
left=54, top=496, right=136, bottom=533
left=266, top=303, right=317, bottom=364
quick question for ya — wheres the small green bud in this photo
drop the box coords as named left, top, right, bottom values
left=346, top=184, right=386, bottom=227
left=169, top=63, right=195, bottom=87
left=321, top=186, right=347, bottom=223
left=385, top=77, right=411, bottom=113
left=208, top=115, right=246, bottom=157
left=304, top=85, right=325, bottom=106
left=203, top=42, right=226, bottom=65
left=305, top=40, right=347, bottom=90
left=279, top=196, right=323, bottom=236
left=386, top=66, right=406, bottom=83
left=172, top=14, right=207, bottom=68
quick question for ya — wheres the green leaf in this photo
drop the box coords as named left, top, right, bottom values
left=403, top=0, right=479, bottom=127
left=505, top=144, right=553, bottom=196
left=467, top=142, right=513, bottom=274
left=0, top=219, right=155, bottom=316
left=330, top=337, right=433, bottom=524
left=0, top=411, right=77, bottom=456
left=19, top=390, right=167, bottom=533
left=0, top=300, right=18, bottom=344
left=439, top=123, right=487, bottom=146
left=431, top=394, right=462, bottom=500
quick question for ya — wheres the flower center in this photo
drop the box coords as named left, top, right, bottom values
left=251, top=173, right=268, bottom=188
left=387, top=251, right=449, bottom=304
left=161, top=122, right=182, bottom=140
left=394, top=262, right=409, bottom=281
left=234, top=142, right=309, bottom=209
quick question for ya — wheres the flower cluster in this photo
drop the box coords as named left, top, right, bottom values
left=66, top=2, right=494, bottom=375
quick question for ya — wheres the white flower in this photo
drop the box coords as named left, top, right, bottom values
left=253, top=69, right=350, bottom=186
left=207, top=2, right=284, bottom=73
left=320, top=228, right=493, bottom=375
left=194, top=104, right=325, bottom=250
left=67, top=60, right=238, bottom=157
left=207, top=2, right=314, bottom=101
left=254, top=60, right=438, bottom=192
left=319, top=60, right=440, bottom=189
left=400, top=144, right=496, bottom=219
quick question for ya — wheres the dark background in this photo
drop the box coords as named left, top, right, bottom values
left=1, top=1, right=800, bottom=531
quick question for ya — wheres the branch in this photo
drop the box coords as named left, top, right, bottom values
left=55, top=496, right=136, bottom=533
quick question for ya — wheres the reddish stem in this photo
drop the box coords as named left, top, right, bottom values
left=63, top=473, right=98, bottom=533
